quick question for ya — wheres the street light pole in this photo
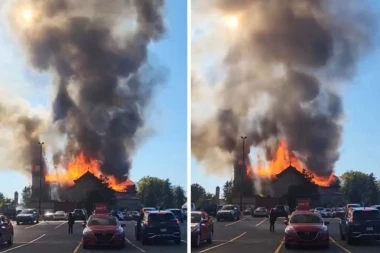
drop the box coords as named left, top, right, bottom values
left=38, top=141, right=44, bottom=217
left=240, top=136, right=247, bottom=212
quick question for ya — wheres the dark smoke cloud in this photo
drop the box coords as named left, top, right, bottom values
left=7, top=0, right=166, bottom=180
left=192, top=0, right=374, bottom=177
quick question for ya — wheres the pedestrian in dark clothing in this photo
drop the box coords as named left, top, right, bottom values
left=136, top=207, right=145, bottom=236
left=269, top=208, right=277, bottom=232
left=68, top=213, right=74, bottom=234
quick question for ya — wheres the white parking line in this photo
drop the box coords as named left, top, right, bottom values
left=181, top=240, right=187, bottom=243
left=125, top=237, right=146, bottom=252
left=54, top=221, right=66, bottom=229
left=329, top=236, right=352, bottom=253
left=25, top=223, right=40, bottom=229
left=0, top=234, right=45, bottom=253
left=73, top=239, right=82, bottom=253
left=255, top=218, right=268, bottom=226
left=274, top=237, right=284, bottom=253
left=225, top=218, right=246, bottom=227
left=199, top=232, right=246, bottom=252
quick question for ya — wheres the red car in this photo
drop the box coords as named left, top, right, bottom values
left=82, top=214, right=126, bottom=249
left=284, top=211, right=330, bottom=249
left=0, top=215, right=13, bottom=245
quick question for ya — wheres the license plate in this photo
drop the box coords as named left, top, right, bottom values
left=366, top=227, right=373, bottom=231
left=160, top=228, right=167, bottom=232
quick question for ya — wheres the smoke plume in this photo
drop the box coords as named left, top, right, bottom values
left=6, top=0, right=166, bottom=180
left=192, top=0, right=374, bottom=177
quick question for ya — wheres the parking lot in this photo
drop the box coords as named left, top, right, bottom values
left=191, top=215, right=380, bottom=253
left=0, top=219, right=187, bottom=253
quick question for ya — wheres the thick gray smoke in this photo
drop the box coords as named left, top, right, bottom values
left=192, top=0, right=374, bottom=177
left=7, top=0, right=166, bottom=180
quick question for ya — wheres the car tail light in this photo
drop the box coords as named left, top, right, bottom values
left=349, top=217, right=354, bottom=223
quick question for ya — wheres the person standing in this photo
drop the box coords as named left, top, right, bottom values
left=269, top=208, right=277, bottom=232
left=68, top=212, right=74, bottom=234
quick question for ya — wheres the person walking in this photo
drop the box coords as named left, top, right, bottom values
left=68, top=212, right=74, bottom=234
left=269, top=208, right=277, bottom=232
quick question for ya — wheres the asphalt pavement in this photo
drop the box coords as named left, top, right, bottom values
left=191, top=215, right=380, bottom=253
left=1, top=219, right=187, bottom=253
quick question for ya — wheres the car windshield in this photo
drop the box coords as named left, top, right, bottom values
left=348, top=204, right=360, bottom=208
left=221, top=206, right=234, bottom=210
left=353, top=210, right=380, bottom=220
left=55, top=211, right=65, bottom=214
left=325, top=208, right=331, bottom=211
left=191, top=213, right=201, bottom=223
left=74, top=210, right=82, bottom=214
left=276, top=206, right=285, bottom=210
left=87, top=217, right=117, bottom=226
left=20, top=210, right=34, bottom=214
left=148, top=213, right=175, bottom=222
left=290, top=214, right=322, bottom=224
left=257, top=207, right=266, bottom=211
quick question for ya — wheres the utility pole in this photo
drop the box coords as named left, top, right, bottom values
left=240, top=136, right=247, bottom=211
left=38, top=141, right=44, bottom=217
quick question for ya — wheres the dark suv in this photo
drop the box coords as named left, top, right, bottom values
left=72, top=209, right=87, bottom=221
left=216, top=205, right=240, bottom=221
left=339, top=207, right=380, bottom=244
left=135, top=210, right=181, bottom=245
left=166, top=209, right=184, bottom=223
left=274, top=205, right=288, bottom=218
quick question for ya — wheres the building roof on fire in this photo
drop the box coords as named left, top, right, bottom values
left=73, top=171, right=102, bottom=185
left=275, top=165, right=302, bottom=179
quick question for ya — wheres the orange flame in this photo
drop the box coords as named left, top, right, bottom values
left=247, top=140, right=336, bottom=187
left=45, top=153, right=134, bottom=192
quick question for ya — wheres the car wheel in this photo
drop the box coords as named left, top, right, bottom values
left=207, top=231, right=213, bottom=244
left=194, top=233, right=201, bottom=248
left=346, top=236, right=353, bottom=245
left=7, top=233, right=13, bottom=245
left=285, top=243, right=291, bottom=249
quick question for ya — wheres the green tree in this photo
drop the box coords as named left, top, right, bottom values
left=341, top=171, right=380, bottom=205
left=173, top=186, right=186, bottom=208
left=162, top=179, right=174, bottom=208
left=223, top=180, right=234, bottom=203
left=21, top=186, right=32, bottom=206
left=137, top=176, right=165, bottom=208
left=191, top=183, right=206, bottom=206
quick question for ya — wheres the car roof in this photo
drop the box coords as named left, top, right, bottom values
left=90, top=214, right=115, bottom=218
left=351, top=207, right=378, bottom=211
left=146, top=210, right=172, bottom=214
left=292, top=211, right=316, bottom=215
left=167, top=208, right=180, bottom=211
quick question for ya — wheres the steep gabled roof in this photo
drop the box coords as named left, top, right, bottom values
left=275, top=165, right=303, bottom=179
left=73, top=171, right=102, bottom=185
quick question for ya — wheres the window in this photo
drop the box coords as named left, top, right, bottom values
left=87, top=217, right=117, bottom=226
left=20, top=209, right=34, bottom=214
left=353, top=210, right=380, bottom=220
left=290, top=214, right=322, bottom=224
left=221, top=205, right=234, bottom=210
left=191, top=213, right=201, bottom=223
left=148, top=213, right=176, bottom=222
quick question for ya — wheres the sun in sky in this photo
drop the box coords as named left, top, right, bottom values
left=226, top=16, right=239, bottom=28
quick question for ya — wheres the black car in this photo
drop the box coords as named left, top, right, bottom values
left=16, top=209, right=39, bottom=224
left=339, top=207, right=380, bottom=244
left=167, top=209, right=184, bottom=223
left=72, top=209, right=87, bottom=221
left=135, top=210, right=181, bottom=245
left=216, top=205, right=240, bottom=221
left=274, top=205, right=288, bottom=218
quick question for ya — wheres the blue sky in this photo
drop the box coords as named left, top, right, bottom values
left=191, top=1, right=380, bottom=194
left=0, top=0, right=187, bottom=199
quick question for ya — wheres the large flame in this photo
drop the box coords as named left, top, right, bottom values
left=45, top=153, right=134, bottom=192
left=247, top=140, right=336, bottom=187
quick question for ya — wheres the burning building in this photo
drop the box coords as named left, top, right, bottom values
left=30, top=164, right=50, bottom=202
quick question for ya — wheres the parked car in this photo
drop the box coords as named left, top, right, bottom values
left=314, top=207, right=327, bottom=217
left=0, top=215, right=13, bottom=245
left=243, top=208, right=251, bottom=215
left=332, top=207, right=345, bottom=218
left=339, top=207, right=380, bottom=244
left=44, top=210, right=54, bottom=220
left=371, top=205, right=380, bottom=212
left=191, top=211, right=213, bottom=248
left=324, top=208, right=332, bottom=217
left=166, top=208, right=184, bottom=223
left=16, top=209, right=39, bottom=225
left=274, top=205, right=288, bottom=218
left=252, top=207, right=268, bottom=217
left=284, top=211, right=330, bottom=249
left=53, top=211, right=67, bottom=220
left=72, top=209, right=87, bottom=221
left=135, top=210, right=181, bottom=245
left=82, top=214, right=125, bottom=249
left=216, top=205, right=240, bottom=221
